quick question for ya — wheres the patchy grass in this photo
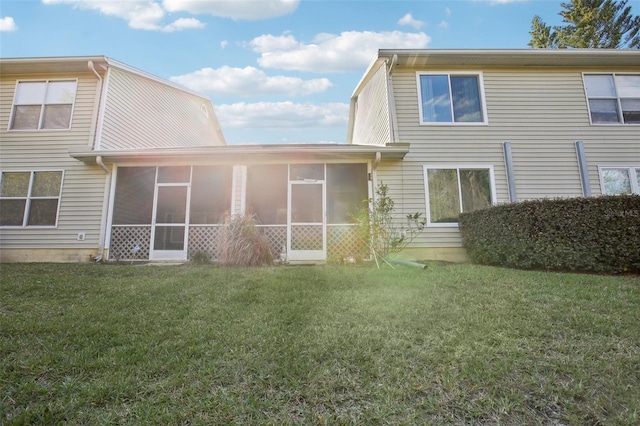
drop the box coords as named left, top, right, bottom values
left=1, top=263, right=639, bottom=424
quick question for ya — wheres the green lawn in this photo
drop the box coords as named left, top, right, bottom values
left=1, top=262, right=639, bottom=425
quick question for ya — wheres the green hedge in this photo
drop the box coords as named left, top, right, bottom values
left=459, top=195, right=640, bottom=274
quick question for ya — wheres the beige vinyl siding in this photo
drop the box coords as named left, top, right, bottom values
left=583, top=139, right=640, bottom=196
left=99, top=68, right=224, bottom=150
left=383, top=65, right=639, bottom=248
left=0, top=73, right=107, bottom=252
left=351, top=63, right=391, bottom=146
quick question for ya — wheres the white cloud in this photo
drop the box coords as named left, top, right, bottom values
left=221, top=40, right=229, bottom=49
left=438, top=20, right=449, bottom=29
left=42, top=0, right=295, bottom=31
left=397, top=13, right=424, bottom=29
left=43, top=0, right=205, bottom=31
left=445, top=7, right=451, bottom=16
left=251, top=30, right=431, bottom=73
left=163, top=0, right=299, bottom=20
left=250, top=33, right=301, bottom=53
left=170, top=66, right=332, bottom=97
left=216, top=101, right=349, bottom=130
left=162, top=17, right=205, bottom=32
left=0, top=16, right=17, bottom=32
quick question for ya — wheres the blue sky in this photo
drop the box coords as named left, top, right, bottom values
left=0, top=0, right=579, bottom=145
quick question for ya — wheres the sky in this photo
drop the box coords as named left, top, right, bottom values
left=0, top=0, right=587, bottom=145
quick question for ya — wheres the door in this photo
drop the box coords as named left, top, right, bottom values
left=151, top=184, right=189, bottom=260
left=288, top=181, right=325, bottom=261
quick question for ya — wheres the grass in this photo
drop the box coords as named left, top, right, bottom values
left=1, top=262, right=639, bottom=425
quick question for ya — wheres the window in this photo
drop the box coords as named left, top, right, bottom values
left=424, top=166, right=495, bottom=226
left=599, top=167, right=640, bottom=195
left=0, top=171, right=63, bottom=227
left=9, top=80, right=77, bottom=130
left=584, top=74, right=640, bottom=124
left=417, top=73, right=486, bottom=124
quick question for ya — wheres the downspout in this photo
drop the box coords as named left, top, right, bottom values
left=575, top=141, right=591, bottom=197
left=95, top=156, right=111, bottom=261
left=88, top=60, right=111, bottom=261
left=87, top=60, right=102, bottom=149
left=386, top=54, right=399, bottom=144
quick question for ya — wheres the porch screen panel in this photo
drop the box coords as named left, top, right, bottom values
left=190, top=166, right=232, bottom=224
left=326, top=163, right=368, bottom=224
left=246, top=164, right=287, bottom=225
left=112, top=167, right=155, bottom=224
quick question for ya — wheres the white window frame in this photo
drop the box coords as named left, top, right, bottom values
left=597, top=166, right=640, bottom=195
left=582, top=73, right=640, bottom=125
left=8, top=79, right=78, bottom=131
left=0, top=170, right=65, bottom=228
left=423, top=164, right=497, bottom=227
left=416, top=72, right=488, bottom=125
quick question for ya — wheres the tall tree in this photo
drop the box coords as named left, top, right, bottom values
left=528, top=0, right=640, bottom=49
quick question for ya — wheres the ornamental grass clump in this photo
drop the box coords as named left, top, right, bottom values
left=216, top=214, right=275, bottom=266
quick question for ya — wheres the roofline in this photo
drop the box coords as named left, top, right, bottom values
left=377, top=48, right=640, bottom=57
left=69, top=143, right=410, bottom=164
left=375, top=48, right=640, bottom=69
left=103, top=57, right=213, bottom=102
left=0, top=55, right=109, bottom=65
left=0, top=55, right=212, bottom=102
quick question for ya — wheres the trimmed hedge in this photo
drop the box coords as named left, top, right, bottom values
left=459, top=195, right=640, bottom=274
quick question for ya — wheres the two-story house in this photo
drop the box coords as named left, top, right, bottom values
left=0, top=56, right=228, bottom=262
left=1, top=50, right=638, bottom=264
left=348, top=49, right=640, bottom=261
left=0, top=56, right=392, bottom=263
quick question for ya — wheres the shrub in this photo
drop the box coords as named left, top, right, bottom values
left=353, top=182, right=425, bottom=267
left=459, top=195, right=640, bottom=274
left=216, top=214, right=275, bottom=267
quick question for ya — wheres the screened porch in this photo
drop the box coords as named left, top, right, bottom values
left=107, top=163, right=369, bottom=262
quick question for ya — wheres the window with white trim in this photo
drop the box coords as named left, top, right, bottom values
left=9, top=80, right=77, bottom=130
left=583, top=74, right=640, bottom=124
left=0, top=171, right=63, bottom=227
left=599, top=167, right=640, bottom=195
left=424, top=166, right=495, bottom=226
left=417, top=73, right=487, bottom=124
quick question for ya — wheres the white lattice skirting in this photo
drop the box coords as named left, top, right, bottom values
left=108, top=224, right=366, bottom=261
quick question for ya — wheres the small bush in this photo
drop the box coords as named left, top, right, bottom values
left=353, top=182, right=425, bottom=267
left=459, top=195, right=640, bottom=274
left=190, top=250, right=211, bottom=265
left=216, top=214, right=275, bottom=267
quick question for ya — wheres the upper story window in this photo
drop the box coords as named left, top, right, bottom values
left=9, top=80, right=78, bottom=130
left=417, top=73, right=487, bottom=124
left=583, top=74, right=640, bottom=124
left=599, top=167, right=640, bottom=195
left=0, top=170, right=64, bottom=227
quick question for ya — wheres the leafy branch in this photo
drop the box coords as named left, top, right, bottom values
left=354, top=182, right=426, bottom=268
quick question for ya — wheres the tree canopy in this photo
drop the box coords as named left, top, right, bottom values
left=528, top=0, right=640, bottom=49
